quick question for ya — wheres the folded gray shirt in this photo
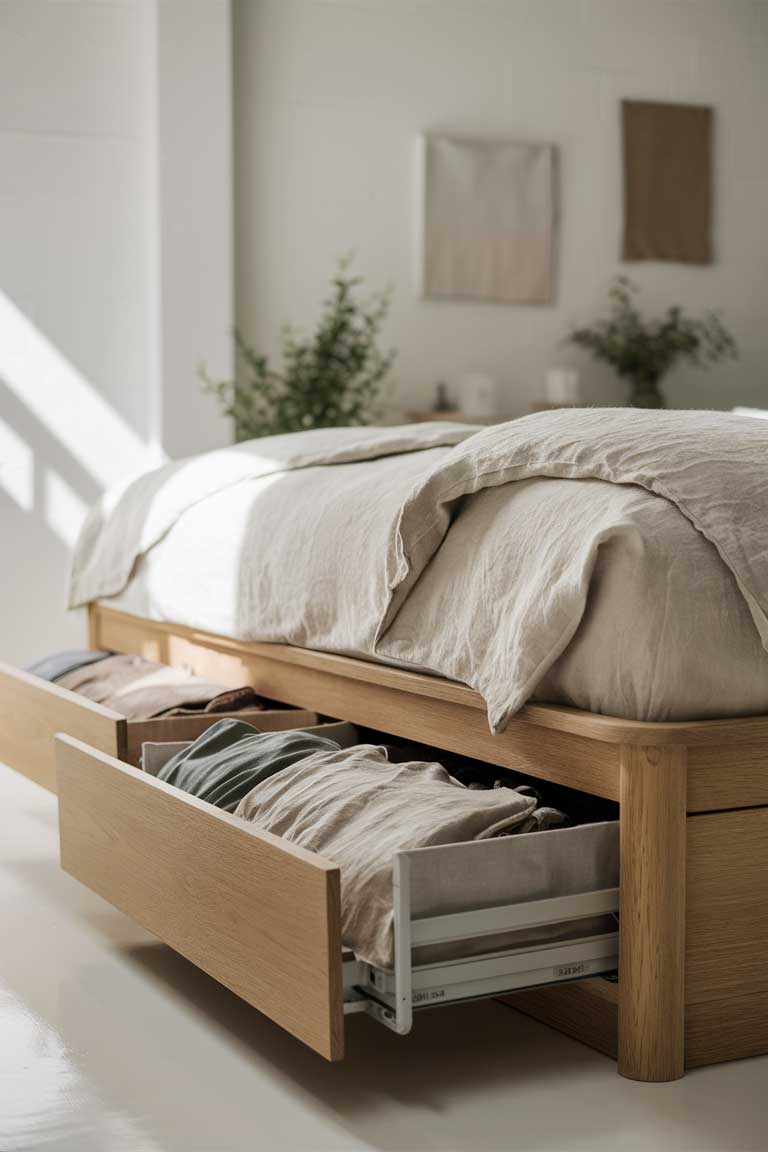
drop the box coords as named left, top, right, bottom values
left=157, top=718, right=341, bottom=813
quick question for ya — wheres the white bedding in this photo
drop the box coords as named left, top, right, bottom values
left=77, top=410, right=768, bottom=728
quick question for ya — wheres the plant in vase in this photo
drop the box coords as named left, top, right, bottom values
left=202, top=257, right=396, bottom=440
left=568, top=277, right=737, bottom=408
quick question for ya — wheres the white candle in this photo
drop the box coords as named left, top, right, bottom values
left=546, top=368, right=581, bottom=405
left=459, top=373, right=497, bottom=418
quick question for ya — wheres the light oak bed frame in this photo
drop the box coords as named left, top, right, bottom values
left=76, top=603, right=768, bottom=1083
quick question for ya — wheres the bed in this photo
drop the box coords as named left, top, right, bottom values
left=4, top=408, right=768, bottom=1082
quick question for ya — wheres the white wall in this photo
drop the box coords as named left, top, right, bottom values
left=156, top=0, right=234, bottom=458
left=0, top=0, right=232, bottom=665
left=234, top=0, right=768, bottom=416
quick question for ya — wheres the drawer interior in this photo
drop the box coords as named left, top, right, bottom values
left=56, top=729, right=619, bottom=1059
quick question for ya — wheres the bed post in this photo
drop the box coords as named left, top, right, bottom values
left=617, top=743, right=687, bottom=1081
left=87, top=602, right=100, bottom=651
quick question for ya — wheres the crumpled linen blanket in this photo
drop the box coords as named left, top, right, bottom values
left=69, top=422, right=477, bottom=607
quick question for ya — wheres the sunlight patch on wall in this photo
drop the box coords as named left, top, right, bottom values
left=0, top=292, right=161, bottom=490
left=0, top=413, right=34, bottom=511
left=44, top=469, right=88, bottom=549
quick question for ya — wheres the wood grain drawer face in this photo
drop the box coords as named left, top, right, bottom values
left=685, top=807, right=768, bottom=1005
left=0, top=660, right=317, bottom=793
left=55, top=735, right=344, bottom=1060
left=0, top=662, right=124, bottom=792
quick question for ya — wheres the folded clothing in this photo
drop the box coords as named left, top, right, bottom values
left=234, top=744, right=542, bottom=969
left=25, top=649, right=114, bottom=683
left=157, top=718, right=342, bottom=813
left=142, top=720, right=360, bottom=776
left=54, top=654, right=265, bottom=721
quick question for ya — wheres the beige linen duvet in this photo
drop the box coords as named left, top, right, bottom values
left=71, top=409, right=768, bottom=726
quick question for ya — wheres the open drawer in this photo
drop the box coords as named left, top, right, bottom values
left=55, top=734, right=619, bottom=1062
left=0, top=661, right=318, bottom=793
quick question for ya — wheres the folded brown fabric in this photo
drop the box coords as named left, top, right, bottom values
left=56, top=654, right=264, bottom=721
left=155, top=686, right=264, bottom=717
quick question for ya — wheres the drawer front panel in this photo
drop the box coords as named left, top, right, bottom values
left=0, top=662, right=124, bottom=792
left=56, top=735, right=344, bottom=1060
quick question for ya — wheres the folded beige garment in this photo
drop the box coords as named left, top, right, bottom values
left=56, top=654, right=261, bottom=721
left=234, top=744, right=537, bottom=969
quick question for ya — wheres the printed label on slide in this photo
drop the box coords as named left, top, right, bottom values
left=553, top=961, right=588, bottom=980
left=412, top=988, right=447, bottom=1004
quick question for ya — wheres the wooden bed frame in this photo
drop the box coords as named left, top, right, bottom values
left=81, top=603, right=768, bottom=1083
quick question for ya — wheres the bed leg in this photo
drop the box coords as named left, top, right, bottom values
left=617, top=743, right=687, bottom=1082
left=87, top=602, right=100, bottom=651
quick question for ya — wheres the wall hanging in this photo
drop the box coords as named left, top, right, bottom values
left=418, top=134, right=556, bottom=305
left=622, top=99, right=713, bottom=264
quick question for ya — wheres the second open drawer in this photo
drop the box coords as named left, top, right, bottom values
left=55, top=734, right=620, bottom=1062
left=0, top=660, right=319, bottom=793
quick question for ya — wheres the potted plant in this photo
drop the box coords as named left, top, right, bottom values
left=202, top=258, right=396, bottom=440
left=568, top=277, right=737, bottom=408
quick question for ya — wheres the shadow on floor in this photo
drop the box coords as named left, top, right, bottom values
left=105, top=939, right=606, bottom=1146
left=4, top=848, right=767, bottom=1151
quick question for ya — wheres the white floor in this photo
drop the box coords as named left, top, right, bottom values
left=1, top=766, right=766, bottom=1152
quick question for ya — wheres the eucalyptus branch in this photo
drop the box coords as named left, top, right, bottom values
left=201, top=259, right=396, bottom=440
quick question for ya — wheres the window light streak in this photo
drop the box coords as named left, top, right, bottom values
left=0, top=292, right=161, bottom=489
left=44, top=469, right=88, bottom=549
left=0, top=413, right=34, bottom=511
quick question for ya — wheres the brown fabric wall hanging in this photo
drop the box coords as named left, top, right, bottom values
left=622, top=99, right=713, bottom=264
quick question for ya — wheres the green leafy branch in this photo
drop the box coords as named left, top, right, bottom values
left=201, top=258, right=396, bottom=440
left=569, top=276, right=737, bottom=387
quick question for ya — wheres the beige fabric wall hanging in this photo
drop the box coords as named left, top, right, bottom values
left=420, top=135, right=556, bottom=305
left=622, top=99, right=713, bottom=264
